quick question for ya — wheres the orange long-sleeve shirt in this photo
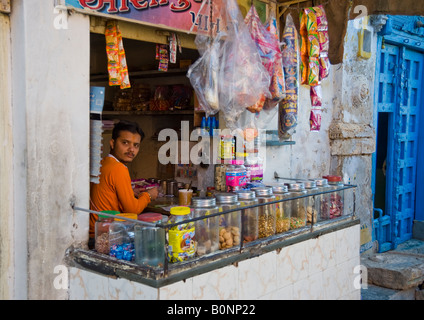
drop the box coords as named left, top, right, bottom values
left=89, top=155, right=151, bottom=238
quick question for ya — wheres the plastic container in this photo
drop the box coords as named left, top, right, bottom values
left=225, top=160, right=247, bottom=192
left=235, top=190, right=259, bottom=242
left=214, top=164, right=227, bottom=192
left=252, top=187, right=276, bottom=238
left=323, top=175, right=344, bottom=219
left=287, top=183, right=307, bottom=230
left=167, top=206, right=195, bottom=263
left=302, top=180, right=319, bottom=224
left=191, top=197, right=219, bottom=256
left=94, top=210, right=119, bottom=254
left=109, top=213, right=137, bottom=261
left=135, top=213, right=165, bottom=267
left=269, top=184, right=291, bottom=234
left=215, top=193, right=241, bottom=250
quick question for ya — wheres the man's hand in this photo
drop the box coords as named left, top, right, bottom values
left=146, top=187, right=159, bottom=201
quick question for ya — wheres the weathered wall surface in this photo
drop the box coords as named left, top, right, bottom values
left=10, top=2, right=90, bottom=299
left=0, top=12, right=14, bottom=300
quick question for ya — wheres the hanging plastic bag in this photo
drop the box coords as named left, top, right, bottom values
left=187, top=0, right=270, bottom=130
left=279, top=14, right=299, bottom=138
left=244, top=6, right=283, bottom=112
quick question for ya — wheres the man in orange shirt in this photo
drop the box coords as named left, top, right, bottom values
left=89, top=120, right=158, bottom=242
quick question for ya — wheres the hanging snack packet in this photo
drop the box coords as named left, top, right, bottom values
left=300, top=8, right=320, bottom=86
left=245, top=6, right=282, bottom=111
left=279, top=14, right=299, bottom=137
left=105, top=21, right=130, bottom=89
left=310, top=85, right=322, bottom=131
left=314, top=5, right=330, bottom=80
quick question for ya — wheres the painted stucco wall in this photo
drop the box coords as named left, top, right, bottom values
left=9, top=2, right=90, bottom=299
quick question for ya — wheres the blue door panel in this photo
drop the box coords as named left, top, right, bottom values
left=373, top=31, right=423, bottom=252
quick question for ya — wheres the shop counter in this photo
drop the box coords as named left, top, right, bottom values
left=68, top=185, right=361, bottom=299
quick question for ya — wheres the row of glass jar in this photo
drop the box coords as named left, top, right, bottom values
left=94, top=178, right=345, bottom=267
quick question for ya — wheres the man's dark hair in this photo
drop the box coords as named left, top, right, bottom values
left=112, top=120, right=145, bottom=141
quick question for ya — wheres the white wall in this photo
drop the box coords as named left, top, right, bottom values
left=10, top=1, right=90, bottom=299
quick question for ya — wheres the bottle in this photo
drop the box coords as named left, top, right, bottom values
left=191, top=197, right=219, bottom=256
left=235, top=190, right=259, bottom=242
left=252, top=187, right=276, bottom=238
left=215, top=193, right=241, bottom=250
left=287, top=183, right=307, bottom=230
left=94, top=210, right=119, bottom=254
left=167, top=206, right=195, bottom=263
left=135, top=213, right=165, bottom=267
left=323, top=175, right=344, bottom=219
left=225, top=160, right=247, bottom=192
left=109, top=213, right=138, bottom=261
left=302, top=180, right=319, bottom=224
left=268, top=183, right=291, bottom=234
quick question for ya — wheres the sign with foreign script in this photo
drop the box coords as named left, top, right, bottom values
left=64, top=0, right=216, bottom=33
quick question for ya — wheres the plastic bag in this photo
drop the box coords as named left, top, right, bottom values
left=187, top=0, right=270, bottom=130
left=245, top=6, right=283, bottom=112
left=279, top=14, right=299, bottom=138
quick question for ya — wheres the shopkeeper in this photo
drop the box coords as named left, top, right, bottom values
left=89, top=120, right=159, bottom=242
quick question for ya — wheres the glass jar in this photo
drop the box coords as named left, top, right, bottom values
left=245, top=158, right=263, bottom=184
left=235, top=190, right=259, bottom=243
left=94, top=210, right=119, bottom=254
left=287, top=183, right=307, bottom=230
left=191, top=197, right=219, bottom=256
left=313, top=178, right=332, bottom=221
left=269, top=184, right=291, bottom=234
left=109, top=213, right=137, bottom=261
left=135, top=213, right=165, bottom=268
left=323, top=175, right=344, bottom=219
left=252, top=187, right=276, bottom=238
left=225, top=160, right=247, bottom=192
left=167, top=206, right=196, bottom=263
left=214, top=163, right=227, bottom=192
left=215, top=193, right=241, bottom=250
left=302, top=180, right=319, bottom=224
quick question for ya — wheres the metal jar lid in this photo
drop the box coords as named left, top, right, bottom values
left=252, top=186, right=273, bottom=196
left=288, top=182, right=305, bottom=191
left=271, top=184, right=288, bottom=193
left=313, top=178, right=329, bottom=187
left=215, top=193, right=238, bottom=204
left=300, top=180, right=317, bottom=189
left=235, top=190, right=256, bottom=200
left=191, top=197, right=217, bottom=207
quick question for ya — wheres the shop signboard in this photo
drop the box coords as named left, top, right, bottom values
left=64, top=0, right=211, bottom=33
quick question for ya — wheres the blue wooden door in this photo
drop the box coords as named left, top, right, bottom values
left=374, top=42, right=423, bottom=251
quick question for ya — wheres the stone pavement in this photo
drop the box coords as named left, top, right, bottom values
left=360, top=238, right=424, bottom=300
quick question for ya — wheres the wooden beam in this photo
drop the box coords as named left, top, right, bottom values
left=0, top=0, right=10, bottom=14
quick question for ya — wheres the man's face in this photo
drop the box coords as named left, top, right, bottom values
left=110, top=130, right=142, bottom=164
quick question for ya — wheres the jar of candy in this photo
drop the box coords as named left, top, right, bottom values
left=302, top=180, right=319, bottom=224
left=235, top=190, right=258, bottom=243
left=191, top=197, right=219, bottom=256
left=252, top=187, right=276, bottom=238
left=313, top=178, right=332, bottom=221
left=245, top=158, right=263, bottom=184
left=135, top=213, right=165, bottom=268
left=323, top=175, right=344, bottom=219
left=167, top=206, right=195, bottom=263
left=215, top=193, right=241, bottom=250
left=225, top=160, right=247, bottom=192
left=287, top=183, right=307, bottom=230
left=269, top=183, right=291, bottom=234
left=94, top=210, right=119, bottom=254
left=109, top=213, right=137, bottom=261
